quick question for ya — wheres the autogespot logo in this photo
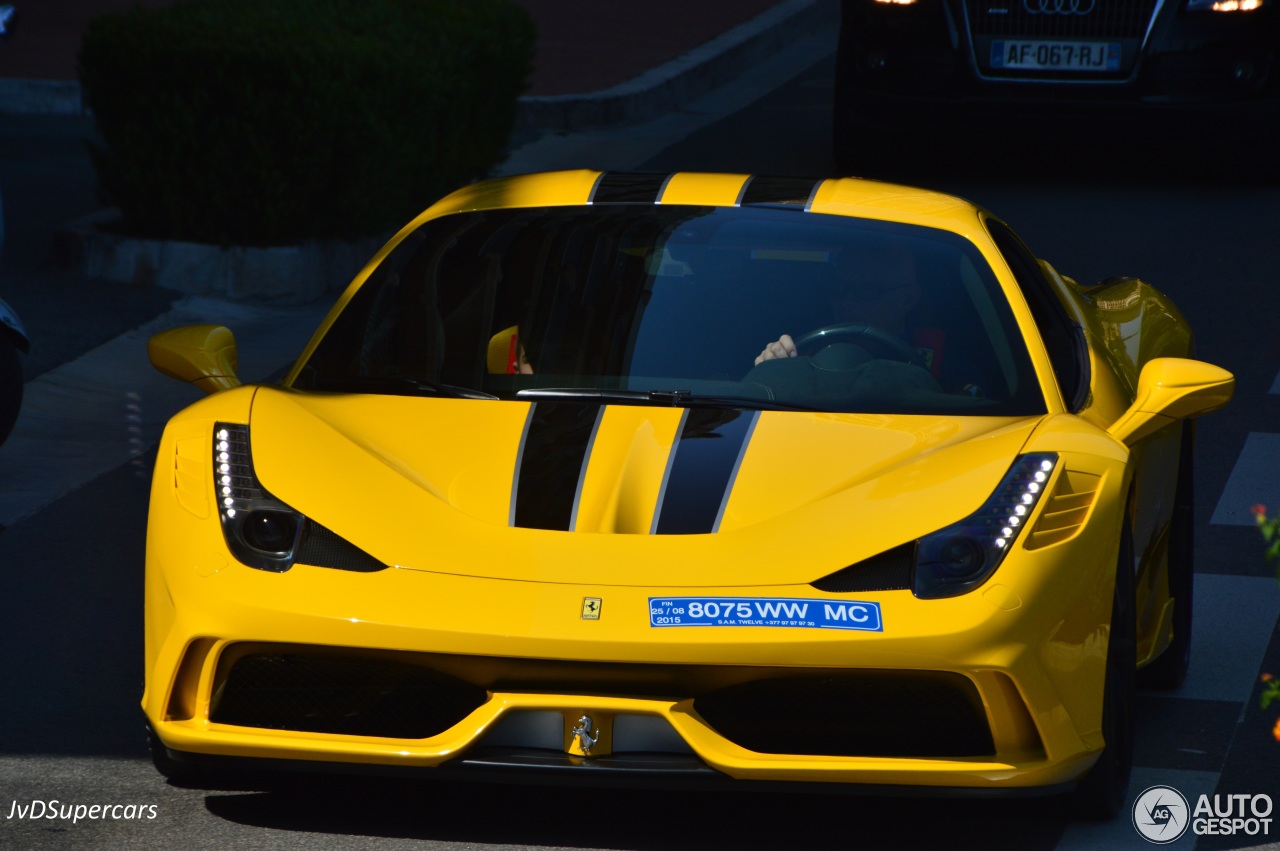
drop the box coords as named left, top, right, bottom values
left=1133, top=786, right=1190, bottom=844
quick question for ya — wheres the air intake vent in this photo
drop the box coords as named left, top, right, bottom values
left=1025, top=469, right=1100, bottom=550
left=295, top=522, right=387, bottom=573
left=811, top=542, right=913, bottom=592
left=694, top=673, right=995, bottom=758
left=211, top=651, right=488, bottom=739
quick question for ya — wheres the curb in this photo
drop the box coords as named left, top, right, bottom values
left=0, top=78, right=83, bottom=115
left=54, top=211, right=386, bottom=305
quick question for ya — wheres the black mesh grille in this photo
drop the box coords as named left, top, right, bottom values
left=694, top=673, right=994, bottom=758
left=811, top=542, right=913, bottom=593
left=296, top=521, right=387, bottom=573
left=210, top=653, right=488, bottom=738
left=965, top=0, right=1159, bottom=39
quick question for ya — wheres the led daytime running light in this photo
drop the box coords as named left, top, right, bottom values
left=214, top=424, right=266, bottom=523
left=991, top=457, right=1055, bottom=551
left=913, top=453, right=1058, bottom=599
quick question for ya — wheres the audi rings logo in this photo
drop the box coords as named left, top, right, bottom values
left=1023, top=0, right=1096, bottom=14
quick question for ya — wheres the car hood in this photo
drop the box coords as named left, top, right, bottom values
left=249, top=387, right=1040, bottom=587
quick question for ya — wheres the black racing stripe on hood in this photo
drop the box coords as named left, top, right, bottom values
left=588, top=172, right=670, bottom=205
left=738, top=175, right=821, bottom=209
left=511, top=402, right=603, bottom=530
left=652, top=409, right=759, bottom=535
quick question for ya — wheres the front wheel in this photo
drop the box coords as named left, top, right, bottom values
left=147, top=724, right=208, bottom=787
left=1074, top=516, right=1136, bottom=819
left=1139, top=424, right=1194, bottom=689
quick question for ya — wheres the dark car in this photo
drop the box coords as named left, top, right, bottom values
left=832, top=0, right=1280, bottom=167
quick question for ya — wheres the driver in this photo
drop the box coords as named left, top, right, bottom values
left=755, top=242, right=923, bottom=366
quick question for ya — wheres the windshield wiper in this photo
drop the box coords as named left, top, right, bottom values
left=514, top=388, right=809, bottom=410
left=311, top=376, right=497, bottom=400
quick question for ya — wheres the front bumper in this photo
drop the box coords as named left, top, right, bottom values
left=143, top=543, right=1116, bottom=793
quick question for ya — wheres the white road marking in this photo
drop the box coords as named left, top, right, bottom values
left=1181, top=574, right=1280, bottom=706
left=1210, top=433, right=1280, bottom=525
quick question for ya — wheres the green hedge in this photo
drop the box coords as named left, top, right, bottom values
left=79, top=0, right=535, bottom=246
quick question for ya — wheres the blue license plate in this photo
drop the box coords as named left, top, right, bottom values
left=648, top=597, right=883, bottom=632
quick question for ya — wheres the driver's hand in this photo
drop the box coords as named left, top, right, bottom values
left=755, top=334, right=797, bottom=365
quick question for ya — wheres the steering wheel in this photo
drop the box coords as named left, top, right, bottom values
left=791, top=322, right=927, bottom=370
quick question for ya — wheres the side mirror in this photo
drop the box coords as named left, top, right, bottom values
left=1107, top=357, right=1233, bottom=446
left=147, top=325, right=242, bottom=395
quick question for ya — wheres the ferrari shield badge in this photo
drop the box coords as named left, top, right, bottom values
left=581, top=597, right=602, bottom=620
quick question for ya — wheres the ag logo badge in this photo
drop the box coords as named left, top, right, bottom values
left=581, top=597, right=602, bottom=620
left=1133, top=785, right=1190, bottom=844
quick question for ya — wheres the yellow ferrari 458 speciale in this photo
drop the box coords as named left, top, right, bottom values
left=143, top=171, right=1233, bottom=817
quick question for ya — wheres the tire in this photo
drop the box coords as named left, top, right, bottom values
left=1139, top=424, right=1194, bottom=689
left=1074, top=516, right=1136, bottom=819
left=147, top=724, right=207, bottom=787
left=0, top=334, right=22, bottom=448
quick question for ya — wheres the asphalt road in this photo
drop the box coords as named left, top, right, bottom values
left=3, top=43, right=1280, bottom=850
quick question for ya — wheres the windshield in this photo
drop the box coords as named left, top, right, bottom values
left=293, top=205, right=1045, bottom=415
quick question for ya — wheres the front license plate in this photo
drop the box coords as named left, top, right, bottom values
left=990, top=41, right=1120, bottom=71
left=648, top=597, right=883, bottom=632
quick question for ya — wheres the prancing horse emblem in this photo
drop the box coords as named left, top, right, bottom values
left=570, top=715, right=599, bottom=756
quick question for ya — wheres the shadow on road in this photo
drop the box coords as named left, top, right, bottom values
left=200, top=773, right=1070, bottom=849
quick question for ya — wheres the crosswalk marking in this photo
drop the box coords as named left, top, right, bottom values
left=1211, top=433, right=1280, bottom=526
left=1181, top=574, right=1280, bottom=706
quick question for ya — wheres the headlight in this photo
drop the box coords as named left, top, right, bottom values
left=1185, top=0, right=1266, bottom=11
left=913, top=453, right=1057, bottom=599
left=214, top=423, right=386, bottom=573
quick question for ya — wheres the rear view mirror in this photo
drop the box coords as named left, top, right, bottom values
left=1108, top=357, right=1233, bottom=446
left=148, top=325, right=242, bottom=395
